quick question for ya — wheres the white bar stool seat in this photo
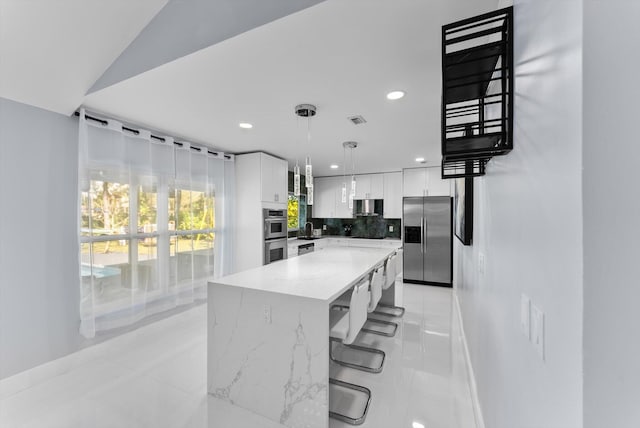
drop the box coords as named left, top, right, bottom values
left=361, top=267, right=398, bottom=337
left=373, top=253, right=406, bottom=318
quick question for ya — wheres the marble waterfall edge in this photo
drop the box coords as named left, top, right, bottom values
left=208, top=283, right=329, bottom=428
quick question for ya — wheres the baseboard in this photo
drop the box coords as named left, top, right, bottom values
left=454, top=292, right=485, bottom=428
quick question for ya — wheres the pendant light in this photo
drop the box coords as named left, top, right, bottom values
left=341, top=145, right=347, bottom=203
left=293, top=164, right=301, bottom=197
left=342, top=141, right=358, bottom=209
left=295, top=104, right=316, bottom=204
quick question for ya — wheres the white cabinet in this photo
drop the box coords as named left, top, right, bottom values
left=383, top=172, right=402, bottom=219
left=260, top=154, right=288, bottom=204
left=312, top=177, right=353, bottom=219
left=403, top=168, right=427, bottom=197
left=287, top=243, right=298, bottom=259
left=234, top=152, right=288, bottom=272
left=314, top=239, right=328, bottom=251
left=426, top=167, right=451, bottom=196
left=403, top=167, right=451, bottom=197
left=354, top=174, right=384, bottom=199
left=313, top=177, right=335, bottom=218
left=334, top=177, right=354, bottom=219
left=322, top=237, right=401, bottom=249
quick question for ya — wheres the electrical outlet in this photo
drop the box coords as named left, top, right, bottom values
left=478, top=252, right=485, bottom=275
left=263, top=305, right=271, bottom=324
left=389, top=225, right=394, bottom=232
left=520, top=294, right=531, bottom=339
left=322, top=224, right=327, bottom=231
left=531, top=304, right=544, bottom=360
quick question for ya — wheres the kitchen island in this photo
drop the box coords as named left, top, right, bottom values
left=207, top=246, right=397, bottom=428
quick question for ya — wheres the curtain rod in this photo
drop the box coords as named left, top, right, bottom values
left=73, top=111, right=232, bottom=159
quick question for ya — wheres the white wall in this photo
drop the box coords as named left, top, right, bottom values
left=583, top=0, right=640, bottom=426
left=454, top=1, right=583, bottom=427
left=0, top=97, right=81, bottom=379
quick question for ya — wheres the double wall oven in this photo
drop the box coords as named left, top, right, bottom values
left=263, top=209, right=288, bottom=264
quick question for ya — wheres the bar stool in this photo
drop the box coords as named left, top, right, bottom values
left=373, top=253, right=406, bottom=317
left=330, top=279, right=386, bottom=373
left=360, top=267, right=398, bottom=337
left=329, top=280, right=377, bottom=425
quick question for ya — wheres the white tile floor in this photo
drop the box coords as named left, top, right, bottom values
left=0, top=283, right=476, bottom=428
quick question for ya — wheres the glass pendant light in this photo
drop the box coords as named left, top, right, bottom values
left=305, top=156, right=313, bottom=187
left=295, top=104, right=316, bottom=203
left=307, top=182, right=314, bottom=205
left=343, top=141, right=358, bottom=209
left=341, top=145, right=347, bottom=203
left=293, top=164, right=301, bottom=197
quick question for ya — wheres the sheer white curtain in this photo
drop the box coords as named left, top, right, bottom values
left=78, top=109, right=234, bottom=338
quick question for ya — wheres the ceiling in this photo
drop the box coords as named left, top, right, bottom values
left=1, top=0, right=499, bottom=177
left=0, top=0, right=169, bottom=115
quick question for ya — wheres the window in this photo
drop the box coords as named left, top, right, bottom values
left=288, top=193, right=307, bottom=231
left=169, top=187, right=215, bottom=284
left=81, top=177, right=216, bottom=313
left=78, top=111, right=232, bottom=338
left=288, top=194, right=299, bottom=230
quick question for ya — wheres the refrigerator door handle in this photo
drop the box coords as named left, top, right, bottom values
left=423, top=216, right=427, bottom=253
left=420, top=217, right=424, bottom=253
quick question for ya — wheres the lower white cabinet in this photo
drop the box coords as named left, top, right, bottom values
left=291, top=237, right=401, bottom=254
left=287, top=244, right=298, bottom=258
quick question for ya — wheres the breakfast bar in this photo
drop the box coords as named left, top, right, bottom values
left=207, top=246, right=396, bottom=428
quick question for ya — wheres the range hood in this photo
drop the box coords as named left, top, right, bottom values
left=355, top=199, right=383, bottom=216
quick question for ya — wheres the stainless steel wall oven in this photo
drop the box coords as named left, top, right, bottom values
left=263, top=209, right=288, bottom=264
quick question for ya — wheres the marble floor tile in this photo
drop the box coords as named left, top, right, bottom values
left=0, top=283, right=475, bottom=428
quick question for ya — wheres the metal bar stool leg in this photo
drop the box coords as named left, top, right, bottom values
left=361, top=317, right=398, bottom=337
left=330, top=337, right=385, bottom=373
left=328, top=378, right=371, bottom=426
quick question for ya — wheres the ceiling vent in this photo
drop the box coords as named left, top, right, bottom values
left=347, top=115, right=367, bottom=125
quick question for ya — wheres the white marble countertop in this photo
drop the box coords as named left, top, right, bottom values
left=211, top=247, right=395, bottom=302
left=288, top=235, right=401, bottom=242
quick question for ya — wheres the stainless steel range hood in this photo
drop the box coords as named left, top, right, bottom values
left=355, top=199, right=383, bottom=216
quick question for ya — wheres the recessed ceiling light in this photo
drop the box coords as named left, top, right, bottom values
left=412, top=422, right=425, bottom=428
left=386, top=90, right=405, bottom=100
left=238, top=122, right=253, bottom=129
left=330, top=164, right=339, bottom=169
left=415, top=157, right=425, bottom=163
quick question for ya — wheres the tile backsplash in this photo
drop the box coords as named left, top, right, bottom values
left=310, top=217, right=401, bottom=239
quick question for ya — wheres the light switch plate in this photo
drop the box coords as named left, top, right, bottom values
left=531, top=304, right=544, bottom=360
left=520, top=294, right=531, bottom=339
left=478, top=252, right=485, bottom=275
left=322, top=224, right=327, bottom=231
left=263, top=305, right=272, bottom=324
left=389, top=225, right=394, bottom=232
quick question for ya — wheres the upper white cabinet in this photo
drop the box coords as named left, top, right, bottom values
left=313, top=177, right=335, bottom=218
left=426, top=167, right=451, bottom=196
left=354, top=174, right=384, bottom=199
left=313, top=176, right=353, bottom=219
left=403, top=167, right=451, bottom=197
left=403, top=168, right=427, bottom=197
left=383, top=172, right=402, bottom=218
left=260, top=153, right=288, bottom=204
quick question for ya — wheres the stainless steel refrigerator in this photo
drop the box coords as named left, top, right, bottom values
left=403, top=196, right=452, bottom=286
